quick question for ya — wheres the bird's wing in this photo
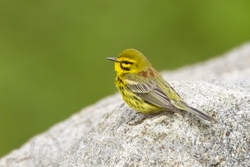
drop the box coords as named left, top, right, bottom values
left=124, top=74, right=179, bottom=112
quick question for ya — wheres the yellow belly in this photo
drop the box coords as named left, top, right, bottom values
left=118, top=85, right=163, bottom=114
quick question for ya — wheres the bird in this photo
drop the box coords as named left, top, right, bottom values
left=107, top=48, right=216, bottom=122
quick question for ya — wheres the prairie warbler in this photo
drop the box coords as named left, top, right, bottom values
left=107, top=49, right=216, bottom=122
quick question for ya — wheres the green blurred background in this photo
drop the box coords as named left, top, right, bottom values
left=1, top=0, right=250, bottom=157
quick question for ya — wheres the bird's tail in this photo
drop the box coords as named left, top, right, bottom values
left=186, top=106, right=217, bottom=122
left=172, top=100, right=217, bottom=122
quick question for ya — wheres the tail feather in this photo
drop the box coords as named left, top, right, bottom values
left=186, top=106, right=217, bottom=122
left=172, top=100, right=217, bottom=122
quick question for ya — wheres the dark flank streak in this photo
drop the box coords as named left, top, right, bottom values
left=132, top=95, right=141, bottom=102
left=117, top=76, right=124, bottom=85
left=119, top=86, right=124, bottom=91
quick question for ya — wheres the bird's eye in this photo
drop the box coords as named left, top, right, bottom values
left=120, top=60, right=133, bottom=71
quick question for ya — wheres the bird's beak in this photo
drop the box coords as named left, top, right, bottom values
left=106, top=57, right=118, bottom=62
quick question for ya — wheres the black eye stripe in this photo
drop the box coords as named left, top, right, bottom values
left=122, top=61, right=133, bottom=65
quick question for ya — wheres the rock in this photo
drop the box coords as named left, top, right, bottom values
left=1, top=43, right=250, bottom=167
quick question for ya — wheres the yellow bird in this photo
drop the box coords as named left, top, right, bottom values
left=107, top=49, right=216, bottom=122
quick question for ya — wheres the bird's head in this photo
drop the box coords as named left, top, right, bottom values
left=107, top=49, right=152, bottom=75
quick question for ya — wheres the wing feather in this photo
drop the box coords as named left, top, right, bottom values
left=124, top=74, right=178, bottom=111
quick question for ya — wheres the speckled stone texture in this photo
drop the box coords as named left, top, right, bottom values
left=1, top=43, right=250, bottom=167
